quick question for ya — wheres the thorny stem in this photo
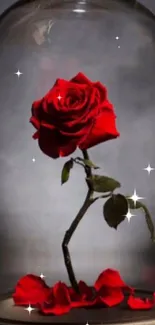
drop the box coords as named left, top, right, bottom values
left=62, top=149, right=110, bottom=293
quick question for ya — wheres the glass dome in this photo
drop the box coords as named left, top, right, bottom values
left=0, top=0, right=155, bottom=293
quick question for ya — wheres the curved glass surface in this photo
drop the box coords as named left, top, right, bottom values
left=0, top=0, right=155, bottom=291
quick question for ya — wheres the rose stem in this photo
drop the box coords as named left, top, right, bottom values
left=62, top=149, right=94, bottom=293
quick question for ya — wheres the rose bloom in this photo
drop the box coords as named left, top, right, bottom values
left=30, top=72, right=120, bottom=158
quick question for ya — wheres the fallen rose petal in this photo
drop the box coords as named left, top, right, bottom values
left=40, top=282, right=71, bottom=315
left=52, top=282, right=70, bottom=304
left=98, top=286, right=124, bottom=307
left=71, top=298, right=97, bottom=308
left=95, top=269, right=133, bottom=292
left=13, top=274, right=51, bottom=306
left=79, top=281, right=94, bottom=300
left=40, top=304, right=71, bottom=315
left=68, top=281, right=96, bottom=308
left=128, top=295, right=155, bottom=310
left=68, top=281, right=92, bottom=301
left=13, top=270, right=139, bottom=316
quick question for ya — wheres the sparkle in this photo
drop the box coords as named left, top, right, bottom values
left=32, top=158, right=36, bottom=162
left=57, top=94, right=62, bottom=100
left=115, top=36, right=119, bottom=40
left=15, top=70, right=23, bottom=77
left=118, top=45, right=120, bottom=48
left=25, top=304, right=35, bottom=315
left=129, top=189, right=144, bottom=208
left=40, top=273, right=46, bottom=279
left=125, top=209, right=135, bottom=223
left=143, top=164, right=155, bottom=175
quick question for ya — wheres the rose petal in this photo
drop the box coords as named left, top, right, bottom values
left=94, top=81, right=108, bottom=101
left=68, top=281, right=96, bottom=308
left=79, top=105, right=120, bottom=150
left=40, top=303, right=71, bottom=315
left=30, top=116, right=40, bottom=130
left=40, top=282, right=71, bottom=315
left=128, top=295, right=155, bottom=310
left=70, top=72, right=93, bottom=85
left=69, top=281, right=92, bottom=301
left=94, top=269, right=132, bottom=291
left=32, top=131, right=39, bottom=139
left=39, top=124, right=77, bottom=158
left=79, top=281, right=94, bottom=300
left=38, top=124, right=59, bottom=158
left=99, top=287, right=124, bottom=307
left=13, top=274, right=51, bottom=306
left=31, top=99, right=43, bottom=118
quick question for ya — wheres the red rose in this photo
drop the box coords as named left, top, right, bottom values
left=30, top=72, right=119, bottom=158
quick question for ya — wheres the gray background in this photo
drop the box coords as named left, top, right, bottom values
left=0, top=0, right=155, bottom=293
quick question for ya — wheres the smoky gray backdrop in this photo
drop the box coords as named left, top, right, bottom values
left=0, top=0, right=155, bottom=293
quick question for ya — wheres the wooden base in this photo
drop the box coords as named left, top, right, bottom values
left=0, top=292, right=155, bottom=325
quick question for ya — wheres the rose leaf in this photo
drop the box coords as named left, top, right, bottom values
left=103, top=194, right=128, bottom=229
left=61, top=159, right=74, bottom=185
left=83, top=159, right=100, bottom=169
left=86, top=175, right=121, bottom=193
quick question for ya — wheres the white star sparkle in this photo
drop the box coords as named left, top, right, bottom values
left=143, top=164, right=155, bottom=175
left=25, top=304, right=35, bottom=315
left=32, top=158, right=36, bottom=162
left=40, top=273, right=46, bottom=279
left=129, top=189, right=144, bottom=207
left=125, top=209, right=135, bottom=223
left=15, top=70, right=23, bottom=77
left=57, top=94, right=62, bottom=100
left=115, top=36, right=119, bottom=40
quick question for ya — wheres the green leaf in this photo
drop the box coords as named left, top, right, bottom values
left=126, top=197, right=155, bottom=242
left=86, top=175, right=121, bottom=193
left=103, top=194, right=128, bottom=229
left=83, top=159, right=100, bottom=169
left=61, top=159, right=73, bottom=185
